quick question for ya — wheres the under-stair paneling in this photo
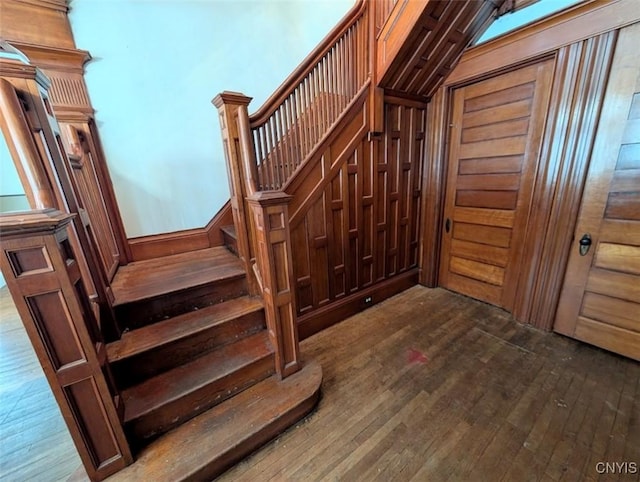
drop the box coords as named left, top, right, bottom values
left=291, top=93, right=425, bottom=336
left=377, top=0, right=499, bottom=99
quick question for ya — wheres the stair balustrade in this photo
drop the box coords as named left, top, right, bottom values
left=248, top=0, right=369, bottom=191
left=213, top=1, right=399, bottom=379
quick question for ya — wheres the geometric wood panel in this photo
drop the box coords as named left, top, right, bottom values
left=291, top=96, right=425, bottom=316
left=378, top=0, right=500, bottom=99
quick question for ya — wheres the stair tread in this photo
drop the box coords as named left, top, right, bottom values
left=107, top=296, right=264, bottom=362
left=108, top=360, right=322, bottom=482
left=111, top=246, right=244, bottom=306
left=220, top=225, right=236, bottom=238
left=123, top=332, right=273, bottom=422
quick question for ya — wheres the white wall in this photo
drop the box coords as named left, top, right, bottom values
left=68, top=0, right=353, bottom=238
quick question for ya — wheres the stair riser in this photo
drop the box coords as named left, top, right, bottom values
left=126, top=354, right=275, bottom=443
left=115, top=276, right=248, bottom=330
left=221, top=230, right=238, bottom=256
left=111, top=310, right=267, bottom=388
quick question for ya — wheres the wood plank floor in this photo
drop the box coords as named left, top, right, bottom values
left=1, top=285, right=638, bottom=481
left=219, top=286, right=640, bottom=482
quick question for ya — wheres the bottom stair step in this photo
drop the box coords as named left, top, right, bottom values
left=108, top=359, right=322, bottom=482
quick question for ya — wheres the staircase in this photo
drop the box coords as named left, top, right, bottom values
left=103, top=243, right=320, bottom=476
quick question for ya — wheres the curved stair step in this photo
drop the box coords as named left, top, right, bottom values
left=108, top=360, right=322, bottom=482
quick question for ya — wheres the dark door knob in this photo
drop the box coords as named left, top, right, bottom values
left=579, top=233, right=592, bottom=256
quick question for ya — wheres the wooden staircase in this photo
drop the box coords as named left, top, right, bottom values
left=102, top=244, right=320, bottom=476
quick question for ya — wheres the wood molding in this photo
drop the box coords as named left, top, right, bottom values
left=12, top=0, right=68, bottom=12
left=288, top=89, right=369, bottom=225
left=289, top=93, right=425, bottom=322
left=127, top=201, right=233, bottom=262
left=0, top=0, right=75, bottom=50
left=514, top=30, right=618, bottom=329
left=419, top=86, right=447, bottom=287
left=8, top=41, right=90, bottom=72
left=447, top=0, right=639, bottom=86
left=247, top=192, right=300, bottom=378
left=298, top=269, right=418, bottom=339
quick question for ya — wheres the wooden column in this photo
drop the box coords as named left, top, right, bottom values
left=0, top=56, right=120, bottom=339
left=0, top=210, right=132, bottom=481
left=247, top=192, right=301, bottom=378
left=213, top=92, right=259, bottom=295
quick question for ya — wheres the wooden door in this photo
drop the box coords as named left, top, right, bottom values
left=439, top=59, right=554, bottom=311
left=554, top=23, right=640, bottom=361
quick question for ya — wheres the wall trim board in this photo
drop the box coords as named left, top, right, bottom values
left=447, top=0, right=639, bottom=86
left=513, top=31, right=618, bottom=329
left=419, top=86, right=447, bottom=288
left=127, top=201, right=233, bottom=262
left=298, top=269, right=419, bottom=340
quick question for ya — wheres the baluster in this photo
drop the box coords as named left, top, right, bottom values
left=305, top=68, right=320, bottom=156
left=266, top=118, right=279, bottom=189
left=258, top=127, right=269, bottom=190
left=296, top=83, right=307, bottom=162
left=286, top=94, right=294, bottom=172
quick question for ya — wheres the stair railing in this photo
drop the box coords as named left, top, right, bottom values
left=248, top=0, right=369, bottom=191
left=214, top=0, right=392, bottom=379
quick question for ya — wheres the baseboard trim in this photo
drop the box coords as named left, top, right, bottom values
left=298, top=269, right=419, bottom=340
left=128, top=201, right=232, bottom=261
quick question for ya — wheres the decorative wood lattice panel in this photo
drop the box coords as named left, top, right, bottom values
left=291, top=98, right=425, bottom=316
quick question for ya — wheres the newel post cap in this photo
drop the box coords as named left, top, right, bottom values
left=0, top=209, right=75, bottom=237
left=247, top=190, right=293, bottom=207
left=212, top=91, right=253, bottom=108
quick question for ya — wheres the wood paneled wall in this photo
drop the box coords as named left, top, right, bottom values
left=289, top=87, right=426, bottom=337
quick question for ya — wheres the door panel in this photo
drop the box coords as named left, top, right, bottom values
left=554, top=23, right=640, bottom=360
left=439, top=59, right=554, bottom=311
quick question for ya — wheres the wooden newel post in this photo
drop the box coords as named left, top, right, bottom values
left=213, top=91, right=260, bottom=295
left=247, top=192, right=301, bottom=378
left=0, top=210, right=132, bottom=481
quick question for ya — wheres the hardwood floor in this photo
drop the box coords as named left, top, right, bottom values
left=0, top=286, right=88, bottom=482
left=1, top=285, right=638, bottom=481
left=219, top=286, right=640, bottom=482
